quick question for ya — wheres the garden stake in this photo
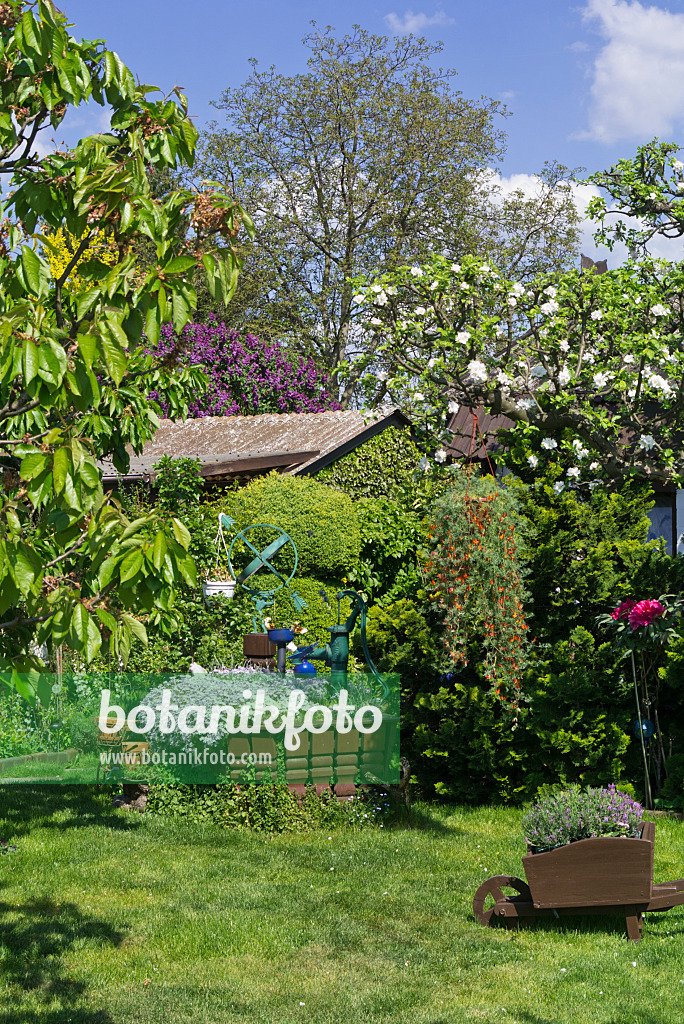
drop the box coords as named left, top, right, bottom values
left=632, top=650, right=653, bottom=810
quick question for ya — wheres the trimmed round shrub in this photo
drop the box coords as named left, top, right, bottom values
left=235, top=473, right=360, bottom=579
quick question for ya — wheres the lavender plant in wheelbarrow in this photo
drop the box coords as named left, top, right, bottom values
left=473, top=785, right=684, bottom=941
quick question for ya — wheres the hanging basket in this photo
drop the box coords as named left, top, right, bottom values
left=202, top=579, right=236, bottom=603
left=202, top=515, right=236, bottom=604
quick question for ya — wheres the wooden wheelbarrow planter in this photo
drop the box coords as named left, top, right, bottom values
left=473, top=821, right=684, bottom=941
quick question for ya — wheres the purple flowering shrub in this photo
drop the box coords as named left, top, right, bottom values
left=522, top=784, right=644, bottom=853
left=147, top=319, right=341, bottom=417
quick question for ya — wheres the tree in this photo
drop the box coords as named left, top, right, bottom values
left=351, top=140, right=684, bottom=486
left=0, top=0, right=251, bottom=698
left=196, top=25, right=580, bottom=406
left=148, top=320, right=340, bottom=416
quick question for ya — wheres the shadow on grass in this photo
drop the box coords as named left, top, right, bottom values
left=517, top=1016, right=668, bottom=1024
left=396, top=803, right=464, bottom=835
left=0, top=895, right=125, bottom=1024
left=0, top=785, right=142, bottom=840
left=477, top=909, right=684, bottom=941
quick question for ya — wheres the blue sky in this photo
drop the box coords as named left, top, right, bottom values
left=56, top=0, right=684, bottom=261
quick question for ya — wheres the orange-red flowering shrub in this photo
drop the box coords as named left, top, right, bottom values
left=425, top=471, right=529, bottom=706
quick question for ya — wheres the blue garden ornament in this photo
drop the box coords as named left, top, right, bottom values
left=633, top=718, right=655, bottom=741
left=219, top=514, right=307, bottom=632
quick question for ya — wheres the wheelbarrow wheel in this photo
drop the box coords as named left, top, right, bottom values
left=473, top=875, right=532, bottom=926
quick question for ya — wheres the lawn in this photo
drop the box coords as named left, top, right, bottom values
left=0, top=788, right=682, bottom=1024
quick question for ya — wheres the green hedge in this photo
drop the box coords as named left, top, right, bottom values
left=316, top=426, right=422, bottom=500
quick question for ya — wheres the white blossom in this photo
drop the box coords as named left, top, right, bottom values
left=589, top=461, right=601, bottom=471
left=558, top=366, right=571, bottom=386
left=673, top=160, right=683, bottom=170
left=593, top=371, right=610, bottom=388
left=639, top=434, right=656, bottom=450
left=541, top=438, right=558, bottom=449
left=517, top=398, right=535, bottom=410
left=414, top=306, right=427, bottom=316
left=510, top=282, right=525, bottom=296
left=590, top=310, right=603, bottom=321
left=651, top=304, right=668, bottom=317
left=418, top=457, right=429, bottom=471
left=353, top=294, right=365, bottom=305
left=531, top=363, right=547, bottom=378
left=583, top=352, right=595, bottom=365
left=455, top=331, right=470, bottom=345
left=627, top=388, right=637, bottom=399
left=450, top=263, right=461, bottom=273
left=567, top=467, right=581, bottom=478
left=553, top=481, right=565, bottom=494
left=430, top=281, right=439, bottom=290
left=507, top=297, right=517, bottom=308
left=460, top=282, right=470, bottom=292
left=434, top=448, right=447, bottom=463
left=541, top=300, right=559, bottom=315
left=374, top=291, right=388, bottom=306
left=371, top=284, right=382, bottom=294
left=623, top=354, right=635, bottom=364
left=428, top=358, right=435, bottom=367
left=448, top=400, right=460, bottom=414
left=369, top=317, right=382, bottom=326
left=496, top=370, right=512, bottom=388
left=678, top=182, right=684, bottom=191
left=527, top=454, right=539, bottom=468
left=559, top=340, right=570, bottom=353
left=544, top=286, right=557, bottom=298
left=646, top=373, right=674, bottom=397
left=467, top=359, right=488, bottom=383
left=377, top=370, right=388, bottom=381
left=414, top=392, right=425, bottom=402
left=410, top=266, right=423, bottom=277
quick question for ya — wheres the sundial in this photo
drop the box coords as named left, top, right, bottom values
left=219, top=514, right=307, bottom=631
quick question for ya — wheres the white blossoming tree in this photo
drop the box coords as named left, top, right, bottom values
left=353, top=142, right=684, bottom=485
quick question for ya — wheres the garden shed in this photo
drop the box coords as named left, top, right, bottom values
left=98, top=407, right=411, bottom=487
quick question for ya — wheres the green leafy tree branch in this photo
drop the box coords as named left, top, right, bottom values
left=0, top=0, right=253, bottom=697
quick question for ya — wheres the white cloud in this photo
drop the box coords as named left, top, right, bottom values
left=384, top=9, right=454, bottom=34
left=580, top=0, right=684, bottom=143
left=488, top=168, right=684, bottom=266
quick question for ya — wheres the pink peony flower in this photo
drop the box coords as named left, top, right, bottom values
left=611, top=599, right=636, bottom=621
left=628, top=599, right=665, bottom=629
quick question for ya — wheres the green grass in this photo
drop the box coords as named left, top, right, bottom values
left=0, top=790, right=683, bottom=1023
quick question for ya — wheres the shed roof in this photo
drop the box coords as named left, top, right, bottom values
left=99, top=407, right=411, bottom=483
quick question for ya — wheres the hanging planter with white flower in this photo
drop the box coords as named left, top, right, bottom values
left=202, top=515, right=236, bottom=604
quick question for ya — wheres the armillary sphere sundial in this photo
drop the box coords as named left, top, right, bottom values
left=219, top=513, right=307, bottom=631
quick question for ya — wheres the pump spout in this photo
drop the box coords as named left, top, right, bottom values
left=337, top=590, right=364, bottom=632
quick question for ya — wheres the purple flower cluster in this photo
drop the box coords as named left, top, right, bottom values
left=147, top=319, right=341, bottom=417
left=522, top=784, right=644, bottom=853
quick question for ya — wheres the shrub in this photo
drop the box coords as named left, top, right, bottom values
left=235, top=473, right=360, bottom=579
left=522, top=785, right=643, bottom=853
left=347, top=498, right=427, bottom=605
left=316, top=427, right=422, bottom=499
left=148, top=320, right=340, bottom=416
left=426, top=469, right=530, bottom=701
left=270, top=576, right=345, bottom=656
left=359, top=598, right=440, bottom=695
left=147, top=783, right=392, bottom=832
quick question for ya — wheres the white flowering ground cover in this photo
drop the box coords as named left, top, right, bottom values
left=1, top=794, right=682, bottom=1023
